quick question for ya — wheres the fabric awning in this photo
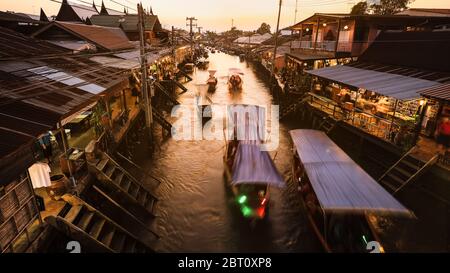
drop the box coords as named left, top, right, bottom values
left=305, top=65, right=441, bottom=100
left=289, top=129, right=412, bottom=216
left=418, top=83, right=450, bottom=101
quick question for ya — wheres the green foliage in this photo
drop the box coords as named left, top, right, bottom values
left=350, top=0, right=414, bottom=15
left=351, top=1, right=368, bottom=15
left=256, top=23, right=271, bottom=35
left=370, top=0, right=414, bottom=15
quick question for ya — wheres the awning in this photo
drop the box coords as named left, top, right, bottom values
left=418, top=83, right=450, bottom=101
left=287, top=52, right=333, bottom=62
left=60, top=102, right=97, bottom=126
left=289, top=129, right=412, bottom=216
left=305, top=65, right=441, bottom=100
left=232, top=142, right=284, bottom=188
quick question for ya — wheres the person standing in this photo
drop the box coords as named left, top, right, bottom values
left=436, top=117, right=450, bottom=157
left=39, top=132, right=52, bottom=163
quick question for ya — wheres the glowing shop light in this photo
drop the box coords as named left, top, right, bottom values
left=261, top=198, right=267, bottom=206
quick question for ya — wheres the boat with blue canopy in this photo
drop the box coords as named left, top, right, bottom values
left=289, top=129, right=413, bottom=253
left=224, top=140, right=284, bottom=221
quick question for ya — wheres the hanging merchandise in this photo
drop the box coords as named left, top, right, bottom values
left=28, top=162, right=52, bottom=189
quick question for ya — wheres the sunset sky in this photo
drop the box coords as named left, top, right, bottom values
left=1, top=0, right=450, bottom=31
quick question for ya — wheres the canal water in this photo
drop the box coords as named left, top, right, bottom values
left=142, top=52, right=322, bottom=252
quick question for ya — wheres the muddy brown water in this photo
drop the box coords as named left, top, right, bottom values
left=141, top=52, right=322, bottom=252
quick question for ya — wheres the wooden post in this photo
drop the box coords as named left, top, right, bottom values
left=313, top=18, right=320, bottom=51
left=334, top=19, right=341, bottom=53
left=58, top=121, right=75, bottom=188
left=138, top=3, right=153, bottom=134
left=388, top=99, right=399, bottom=140
left=413, top=100, right=427, bottom=145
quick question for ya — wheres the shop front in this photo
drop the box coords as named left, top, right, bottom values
left=306, top=65, right=442, bottom=150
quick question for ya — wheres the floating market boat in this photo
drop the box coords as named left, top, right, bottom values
left=227, top=68, right=243, bottom=91
left=206, top=70, right=218, bottom=92
left=224, top=140, right=284, bottom=222
left=289, top=129, right=414, bottom=253
left=184, top=63, right=195, bottom=73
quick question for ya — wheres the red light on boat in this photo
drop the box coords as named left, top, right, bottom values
left=257, top=207, right=265, bottom=218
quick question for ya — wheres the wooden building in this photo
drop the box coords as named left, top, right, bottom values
left=90, top=14, right=163, bottom=42
left=55, top=0, right=99, bottom=23
left=304, top=28, right=450, bottom=154
left=0, top=10, right=48, bottom=35
left=284, top=13, right=450, bottom=92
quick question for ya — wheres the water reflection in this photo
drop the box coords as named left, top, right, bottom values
left=142, top=52, right=321, bottom=252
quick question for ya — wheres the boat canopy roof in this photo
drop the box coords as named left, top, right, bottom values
left=289, top=129, right=412, bottom=216
left=232, top=141, right=284, bottom=188
left=229, top=68, right=244, bottom=75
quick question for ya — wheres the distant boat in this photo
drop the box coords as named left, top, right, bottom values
left=183, top=63, right=195, bottom=73
left=206, top=70, right=218, bottom=92
left=197, top=57, right=209, bottom=70
left=227, top=68, right=243, bottom=91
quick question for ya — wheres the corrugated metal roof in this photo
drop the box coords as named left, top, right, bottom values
left=290, top=129, right=412, bottom=216
left=233, top=33, right=272, bottom=45
left=33, top=21, right=134, bottom=51
left=418, top=83, right=450, bottom=101
left=0, top=27, right=69, bottom=59
left=286, top=51, right=332, bottom=62
left=305, top=65, right=441, bottom=100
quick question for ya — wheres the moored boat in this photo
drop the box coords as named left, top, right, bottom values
left=289, top=129, right=414, bottom=253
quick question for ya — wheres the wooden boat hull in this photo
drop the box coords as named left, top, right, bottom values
left=292, top=161, right=383, bottom=253
left=223, top=145, right=269, bottom=221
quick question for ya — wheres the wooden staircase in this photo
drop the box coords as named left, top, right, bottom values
left=171, top=79, right=188, bottom=94
left=45, top=195, right=154, bottom=253
left=378, top=147, right=439, bottom=195
left=152, top=108, right=173, bottom=133
left=318, top=116, right=339, bottom=134
left=280, top=95, right=310, bottom=120
left=90, top=153, right=159, bottom=216
left=154, top=82, right=180, bottom=105
left=177, top=70, right=193, bottom=82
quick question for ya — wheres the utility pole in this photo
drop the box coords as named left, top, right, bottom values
left=186, top=17, right=197, bottom=61
left=172, top=26, right=176, bottom=59
left=197, top=26, right=203, bottom=34
left=138, top=3, right=153, bottom=142
left=271, top=0, right=283, bottom=104
left=290, top=0, right=299, bottom=52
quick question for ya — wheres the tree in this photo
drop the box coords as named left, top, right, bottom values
left=350, top=1, right=368, bottom=15
left=369, top=0, right=414, bottom=15
left=256, top=23, right=271, bottom=35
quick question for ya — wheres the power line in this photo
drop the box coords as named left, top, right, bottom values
left=109, top=0, right=137, bottom=12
